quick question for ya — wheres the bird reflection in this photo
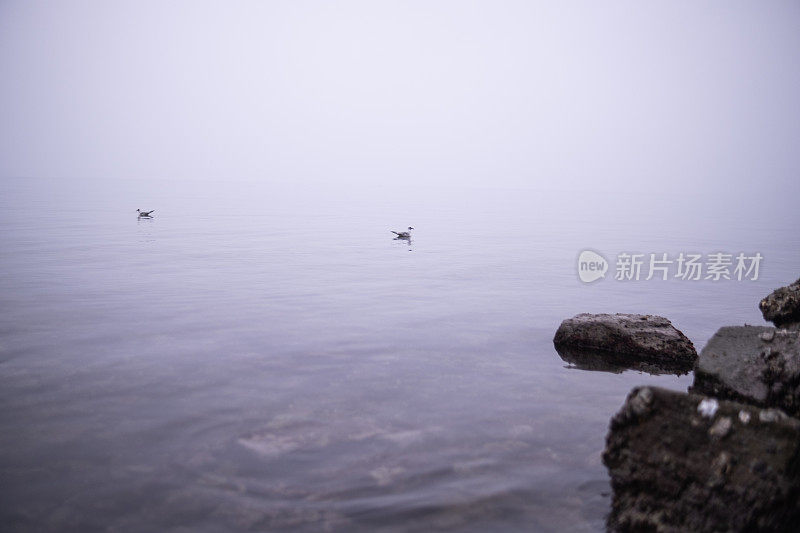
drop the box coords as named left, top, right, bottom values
left=393, top=235, right=413, bottom=251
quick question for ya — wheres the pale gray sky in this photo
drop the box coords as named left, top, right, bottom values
left=1, top=1, right=799, bottom=192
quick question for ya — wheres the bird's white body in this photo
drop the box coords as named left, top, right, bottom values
left=391, top=226, right=414, bottom=239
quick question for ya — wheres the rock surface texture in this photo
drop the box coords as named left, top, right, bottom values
left=692, top=325, right=800, bottom=418
left=603, top=386, right=800, bottom=532
left=553, top=313, right=696, bottom=371
left=759, top=278, right=800, bottom=329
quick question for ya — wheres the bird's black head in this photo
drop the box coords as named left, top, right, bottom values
left=408, top=226, right=414, bottom=230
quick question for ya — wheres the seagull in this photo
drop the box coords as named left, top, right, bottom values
left=391, top=226, right=414, bottom=239
left=137, top=209, right=155, bottom=217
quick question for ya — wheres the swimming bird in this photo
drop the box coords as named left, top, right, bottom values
left=391, top=226, right=414, bottom=238
left=137, top=209, right=155, bottom=217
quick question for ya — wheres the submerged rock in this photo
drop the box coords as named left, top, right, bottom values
left=692, top=325, right=800, bottom=418
left=759, top=278, right=800, bottom=329
left=553, top=313, right=696, bottom=372
left=554, top=344, right=692, bottom=375
left=603, top=386, right=800, bottom=532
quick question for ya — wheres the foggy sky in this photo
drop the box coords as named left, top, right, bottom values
left=1, top=1, right=799, bottom=193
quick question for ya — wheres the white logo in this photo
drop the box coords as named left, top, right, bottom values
left=577, top=250, right=608, bottom=283
left=576, top=250, right=762, bottom=283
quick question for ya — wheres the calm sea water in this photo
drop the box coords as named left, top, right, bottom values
left=1, top=177, right=798, bottom=532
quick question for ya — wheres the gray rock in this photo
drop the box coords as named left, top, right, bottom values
left=603, top=386, right=800, bottom=532
left=708, top=416, right=732, bottom=439
left=759, top=278, right=800, bottom=329
left=692, top=326, right=800, bottom=417
left=553, top=313, right=696, bottom=372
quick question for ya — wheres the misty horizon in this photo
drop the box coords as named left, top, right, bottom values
left=2, top=1, right=799, bottom=195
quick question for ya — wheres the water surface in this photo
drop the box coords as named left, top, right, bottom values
left=1, top=177, right=798, bottom=532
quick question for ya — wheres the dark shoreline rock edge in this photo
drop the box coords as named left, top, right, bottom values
left=760, top=278, right=800, bottom=329
left=553, top=313, right=697, bottom=372
left=603, top=387, right=800, bottom=533
left=692, top=325, right=800, bottom=418
left=554, top=344, right=692, bottom=375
